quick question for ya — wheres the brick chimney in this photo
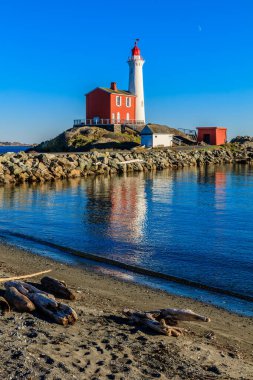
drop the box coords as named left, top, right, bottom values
left=110, top=82, right=117, bottom=91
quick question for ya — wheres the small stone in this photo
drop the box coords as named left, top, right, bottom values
left=206, top=365, right=221, bottom=375
left=26, top=330, right=38, bottom=338
left=11, top=351, right=23, bottom=360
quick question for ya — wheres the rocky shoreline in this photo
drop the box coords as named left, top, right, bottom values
left=0, top=145, right=252, bottom=185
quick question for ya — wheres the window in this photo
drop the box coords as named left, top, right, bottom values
left=117, top=112, right=120, bottom=122
left=111, top=113, right=115, bottom=122
left=126, top=112, right=130, bottom=121
left=116, top=96, right=121, bottom=106
left=93, top=116, right=100, bottom=124
left=126, top=97, right=131, bottom=107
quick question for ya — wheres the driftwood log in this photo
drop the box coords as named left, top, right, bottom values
left=0, top=269, right=52, bottom=283
left=147, top=308, right=211, bottom=324
left=4, top=281, right=77, bottom=326
left=124, top=308, right=210, bottom=337
left=0, top=296, right=10, bottom=314
left=5, top=286, right=36, bottom=312
left=41, top=276, right=76, bottom=300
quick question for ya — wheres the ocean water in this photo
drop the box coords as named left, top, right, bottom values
left=0, top=164, right=252, bottom=316
left=0, top=146, right=32, bottom=154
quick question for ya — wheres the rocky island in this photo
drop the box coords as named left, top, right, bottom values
left=0, top=122, right=251, bottom=186
left=0, top=143, right=252, bottom=186
left=31, top=124, right=189, bottom=153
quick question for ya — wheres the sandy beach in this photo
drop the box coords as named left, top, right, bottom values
left=0, top=242, right=252, bottom=380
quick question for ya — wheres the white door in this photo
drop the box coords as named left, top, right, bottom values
left=93, top=116, right=100, bottom=124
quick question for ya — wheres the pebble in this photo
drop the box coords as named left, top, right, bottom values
left=206, top=365, right=221, bottom=375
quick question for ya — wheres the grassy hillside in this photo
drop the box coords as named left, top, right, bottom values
left=32, top=126, right=141, bottom=152
left=31, top=123, right=195, bottom=153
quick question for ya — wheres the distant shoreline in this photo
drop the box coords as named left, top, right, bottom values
left=0, top=143, right=34, bottom=146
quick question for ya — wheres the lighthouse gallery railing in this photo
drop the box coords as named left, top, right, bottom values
left=73, top=119, right=145, bottom=126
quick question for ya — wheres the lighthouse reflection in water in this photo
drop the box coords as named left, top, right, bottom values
left=85, top=173, right=147, bottom=247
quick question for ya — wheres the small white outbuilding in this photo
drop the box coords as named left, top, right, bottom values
left=140, top=124, right=173, bottom=148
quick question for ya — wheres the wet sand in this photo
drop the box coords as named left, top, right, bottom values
left=0, top=242, right=252, bottom=380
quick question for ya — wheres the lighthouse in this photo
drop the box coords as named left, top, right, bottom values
left=128, top=40, right=145, bottom=124
left=82, top=40, right=145, bottom=129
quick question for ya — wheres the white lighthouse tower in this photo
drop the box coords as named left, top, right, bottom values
left=128, top=40, right=145, bottom=124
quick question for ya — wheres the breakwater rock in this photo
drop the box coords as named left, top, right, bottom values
left=0, top=146, right=252, bottom=185
left=230, top=136, right=253, bottom=146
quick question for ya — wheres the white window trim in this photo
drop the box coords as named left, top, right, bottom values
left=116, top=96, right=122, bottom=107
left=126, top=97, right=131, bottom=107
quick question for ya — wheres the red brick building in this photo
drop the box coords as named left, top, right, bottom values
left=197, top=127, right=227, bottom=145
left=85, top=82, right=136, bottom=125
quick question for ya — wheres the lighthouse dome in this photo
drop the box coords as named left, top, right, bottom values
left=132, top=42, right=140, bottom=56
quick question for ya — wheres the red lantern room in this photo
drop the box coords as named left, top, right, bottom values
left=132, top=41, right=141, bottom=56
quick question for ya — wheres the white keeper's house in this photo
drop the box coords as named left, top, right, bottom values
left=140, top=124, right=173, bottom=148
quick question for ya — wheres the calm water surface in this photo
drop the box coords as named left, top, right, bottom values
left=0, top=146, right=31, bottom=154
left=0, top=164, right=252, bottom=315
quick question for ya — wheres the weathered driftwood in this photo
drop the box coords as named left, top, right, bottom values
left=41, top=276, right=76, bottom=300
left=148, top=308, right=211, bottom=325
left=123, top=307, right=210, bottom=337
left=4, top=281, right=53, bottom=299
left=5, top=286, right=36, bottom=312
left=4, top=281, right=77, bottom=325
left=0, top=296, right=10, bottom=314
left=0, top=269, right=52, bottom=283
left=28, top=291, right=77, bottom=325
left=118, top=159, right=144, bottom=165
left=124, top=309, right=186, bottom=337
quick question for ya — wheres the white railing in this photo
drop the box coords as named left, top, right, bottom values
left=73, top=119, right=145, bottom=126
left=173, top=136, right=182, bottom=145
left=128, top=56, right=144, bottom=61
left=178, top=128, right=197, bottom=140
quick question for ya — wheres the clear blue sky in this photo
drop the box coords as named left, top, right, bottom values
left=0, top=0, right=252, bottom=143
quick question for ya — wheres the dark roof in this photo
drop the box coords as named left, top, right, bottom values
left=99, top=87, right=136, bottom=96
left=85, top=87, right=136, bottom=96
left=140, top=124, right=174, bottom=135
left=196, top=126, right=226, bottom=130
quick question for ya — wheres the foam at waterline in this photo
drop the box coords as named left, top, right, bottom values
left=0, top=228, right=252, bottom=304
